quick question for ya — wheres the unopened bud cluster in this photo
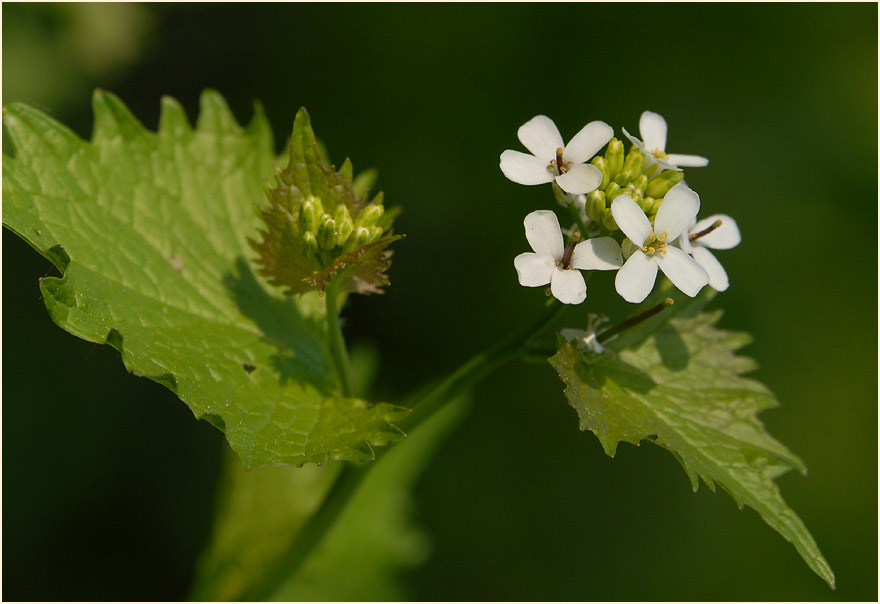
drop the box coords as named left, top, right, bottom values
left=298, top=196, right=385, bottom=256
left=584, top=138, right=683, bottom=231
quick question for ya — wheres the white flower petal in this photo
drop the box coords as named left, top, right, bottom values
left=563, top=121, right=614, bottom=165
left=621, top=127, right=648, bottom=154
left=639, top=111, right=668, bottom=152
left=666, top=153, right=709, bottom=168
left=555, top=163, right=602, bottom=195
left=514, top=252, right=556, bottom=287
left=677, top=230, right=696, bottom=254
left=550, top=267, right=587, bottom=305
left=500, top=150, right=555, bottom=186
left=523, top=210, right=564, bottom=259
left=654, top=246, right=709, bottom=297
left=570, top=237, right=623, bottom=271
left=610, top=195, right=653, bottom=246
left=653, top=157, right=682, bottom=172
left=615, top=250, right=658, bottom=303
left=654, top=183, right=700, bottom=241
left=517, top=115, right=564, bottom=160
left=691, top=246, right=729, bottom=291
left=693, top=214, right=741, bottom=249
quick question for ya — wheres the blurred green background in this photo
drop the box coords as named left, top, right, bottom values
left=3, top=3, right=876, bottom=600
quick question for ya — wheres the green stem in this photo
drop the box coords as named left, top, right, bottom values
left=325, top=281, right=355, bottom=397
left=566, top=201, right=590, bottom=237
left=234, top=298, right=568, bottom=601
left=237, top=463, right=367, bottom=601
left=400, top=298, right=567, bottom=431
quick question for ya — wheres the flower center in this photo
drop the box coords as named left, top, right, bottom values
left=547, top=147, right=573, bottom=176
left=642, top=231, right=668, bottom=256
left=651, top=148, right=669, bottom=160
left=689, top=219, right=723, bottom=242
left=558, top=237, right=579, bottom=270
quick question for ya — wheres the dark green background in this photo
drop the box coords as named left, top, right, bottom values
left=3, top=4, right=876, bottom=600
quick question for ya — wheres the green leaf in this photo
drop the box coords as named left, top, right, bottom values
left=2, top=91, right=406, bottom=467
left=250, top=108, right=399, bottom=295
left=549, top=290, right=835, bottom=588
left=191, top=393, right=470, bottom=601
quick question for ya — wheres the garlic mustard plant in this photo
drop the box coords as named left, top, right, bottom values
left=500, top=115, right=613, bottom=194
left=3, top=93, right=834, bottom=597
left=623, top=110, right=709, bottom=173
left=678, top=214, right=742, bottom=291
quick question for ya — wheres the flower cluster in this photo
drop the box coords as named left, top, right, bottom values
left=502, top=111, right=740, bottom=305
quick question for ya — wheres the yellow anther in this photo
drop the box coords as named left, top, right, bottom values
left=652, top=148, right=669, bottom=160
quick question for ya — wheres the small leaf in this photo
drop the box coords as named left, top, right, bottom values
left=306, top=235, right=404, bottom=295
left=250, top=108, right=399, bottom=295
left=549, top=291, right=835, bottom=588
left=3, top=91, right=407, bottom=467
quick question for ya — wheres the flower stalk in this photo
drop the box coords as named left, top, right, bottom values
left=325, top=279, right=355, bottom=397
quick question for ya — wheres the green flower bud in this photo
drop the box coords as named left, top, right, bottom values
left=622, top=147, right=645, bottom=178
left=613, top=169, right=634, bottom=187
left=621, top=237, right=638, bottom=260
left=646, top=170, right=684, bottom=198
left=317, top=216, right=338, bottom=251
left=586, top=190, right=606, bottom=221
left=604, top=138, right=624, bottom=179
left=648, top=196, right=663, bottom=216
left=335, top=210, right=354, bottom=247
left=601, top=209, right=618, bottom=231
left=590, top=156, right=610, bottom=190
left=358, top=203, right=384, bottom=227
left=367, top=225, right=383, bottom=243
left=299, top=196, right=324, bottom=234
left=631, top=174, right=648, bottom=195
left=303, top=231, right=319, bottom=253
left=349, top=226, right=370, bottom=251
left=604, top=182, right=622, bottom=204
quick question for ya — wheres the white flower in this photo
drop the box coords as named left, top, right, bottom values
left=678, top=214, right=741, bottom=291
left=610, top=184, right=710, bottom=303
left=514, top=210, right=622, bottom=305
left=622, top=110, right=709, bottom=172
left=500, top=115, right=613, bottom=195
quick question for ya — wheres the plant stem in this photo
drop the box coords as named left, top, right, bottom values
left=325, top=282, right=355, bottom=397
left=237, top=462, right=367, bottom=601
left=234, top=298, right=568, bottom=601
left=566, top=201, right=590, bottom=237
left=400, top=298, right=568, bottom=431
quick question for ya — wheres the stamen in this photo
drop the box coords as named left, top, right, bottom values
left=689, top=219, right=723, bottom=242
left=598, top=298, right=675, bottom=343
left=554, top=147, right=567, bottom=175
left=561, top=236, right=579, bottom=269
left=652, top=148, right=669, bottom=160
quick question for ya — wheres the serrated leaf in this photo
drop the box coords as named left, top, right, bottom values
left=549, top=292, right=835, bottom=588
left=2, top=91, right=407, bottom=467
left=305, top=235, right=404, bottom=295
left=250, top=108, right=398, bottom=295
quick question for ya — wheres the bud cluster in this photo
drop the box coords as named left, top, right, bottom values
left=297, top=195, right=386, bottom=258
left=584, top=138, right=684, bottom=231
